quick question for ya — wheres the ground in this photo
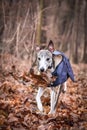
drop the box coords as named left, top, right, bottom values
left=0, top=54, right=87, bottom=130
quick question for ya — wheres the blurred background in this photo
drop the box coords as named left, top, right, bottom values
left=0, top=0, right=87, bottom=72
left=0, top=1, right=87, bottom=129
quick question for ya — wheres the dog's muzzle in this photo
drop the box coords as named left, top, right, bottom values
left=40, top=66, right=52, bottom=72
left=40, top=67, right=45, bottom=72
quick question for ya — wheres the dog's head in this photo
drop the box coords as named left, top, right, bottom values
left=36, top=40, right=54, bottom=72
left=37, top=50, right=53, bottom=72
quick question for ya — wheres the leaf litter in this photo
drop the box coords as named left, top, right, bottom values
left=0, top=61, right=87, bottom=130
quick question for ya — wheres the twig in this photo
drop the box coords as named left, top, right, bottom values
left=2, top=1, right=6, bottom=27
left=3, top=29, right=17, bottom=44
left=19, top=31, right=29, bottom=44
left=19, top=8, right=29, bottom=40
left=16, top=23, right=20, bottom=57
left=23, top=42, right=30, bottom=53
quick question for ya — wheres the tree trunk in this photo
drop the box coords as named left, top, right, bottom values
left=83, top=0, right=87, bottom=63
left=71, top=0, right=80, bottom=63
left=36, top=0, right=43, bottom=45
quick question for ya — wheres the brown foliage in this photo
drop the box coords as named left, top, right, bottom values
left=0, top=54, right=87, bottom=130
left=10, top=68, right=56, bottom=88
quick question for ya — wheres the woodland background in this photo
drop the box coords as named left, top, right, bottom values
left=0, top=0, right=87, bottom=130
left=0, top=0, right=87, bottom=66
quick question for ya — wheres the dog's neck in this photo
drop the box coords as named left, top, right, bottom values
left=45, top=55, right=63, bottom=81
left=53, top=55, right=62, bottom=68
left=47, top=55, right=62, bottom=72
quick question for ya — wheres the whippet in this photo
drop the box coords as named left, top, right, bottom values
left=35, top=41, right=74, bottom=114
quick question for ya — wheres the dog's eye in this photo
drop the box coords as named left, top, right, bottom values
left=46, top=58, right=50, bottom=61
left=38, top=57, right=41, bottom=61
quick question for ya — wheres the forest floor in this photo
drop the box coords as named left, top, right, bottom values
left=0, top=54, right=87, bottom=130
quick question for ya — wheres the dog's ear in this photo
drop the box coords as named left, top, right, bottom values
left=47, top=40, right=54, bottom=52
left=36, top=45, right=41, bottom=52
left=36, top=44, right=46, bottom=52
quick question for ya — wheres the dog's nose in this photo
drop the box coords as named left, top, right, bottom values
left=40, top=68, right=44, bottom=72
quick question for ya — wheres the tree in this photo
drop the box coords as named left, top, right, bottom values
left=83, top=0, right=87, bottom=63
left=71, top=0, right=82, bottom=63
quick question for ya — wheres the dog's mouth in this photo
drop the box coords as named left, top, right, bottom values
left=48, top=65, right=53, bottom=69
left=39, top=65, right=53, bottom=73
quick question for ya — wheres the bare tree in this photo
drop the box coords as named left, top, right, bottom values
left=71, top=0, right=82, bottom=63
left=83, top=0, right=87, bottom=63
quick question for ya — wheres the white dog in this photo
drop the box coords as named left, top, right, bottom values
left=35, top=41, right=74, bottom=114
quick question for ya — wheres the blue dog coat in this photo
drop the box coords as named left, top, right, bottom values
left=51, top=51, right=74, bottom=87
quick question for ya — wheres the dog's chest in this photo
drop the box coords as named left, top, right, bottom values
left=54, top=55, right=62, bottom=68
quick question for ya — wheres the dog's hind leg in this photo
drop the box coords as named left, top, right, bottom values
left=36, top=87, right=44, bottom=112
left=63, top=81, right=67, bottom=92
left=49, top=85, right=62, bottom=114
left=54, top=85, right=63, bottom=111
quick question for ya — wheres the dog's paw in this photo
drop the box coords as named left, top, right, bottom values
left=62, top=86, right=67, bottom=93
left=48, top=110, right=56, bottom=115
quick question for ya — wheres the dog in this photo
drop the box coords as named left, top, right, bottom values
left=35, top=41, right=74, bottom=114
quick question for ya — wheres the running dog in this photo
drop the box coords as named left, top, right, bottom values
left=35, top=41, right=74, bottom=114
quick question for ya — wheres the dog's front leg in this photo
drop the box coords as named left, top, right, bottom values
left=36, top=87, right=44, bottom=112
left=49, top=88, right=56, bottom=114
